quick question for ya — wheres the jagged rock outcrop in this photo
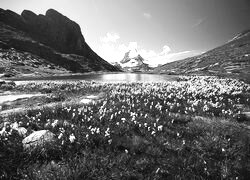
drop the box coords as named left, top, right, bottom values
left=120, top=50, right=151, bottom=72
left=20, top=9, right=86, bottom=55
left=0, top=8, right=119, bottom=76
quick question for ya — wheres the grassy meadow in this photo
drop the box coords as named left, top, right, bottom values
left=1, top=76, right=250, bottom=179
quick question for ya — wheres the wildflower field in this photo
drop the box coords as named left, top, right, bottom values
left=1, top=76, right=250, bottom=179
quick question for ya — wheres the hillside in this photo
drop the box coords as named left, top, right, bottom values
left=154, top=30, right=250, bottom=81
left=0, top=8, right=119, bottom=77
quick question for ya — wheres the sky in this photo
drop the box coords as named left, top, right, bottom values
left=1, top=0, right=250, bottom=66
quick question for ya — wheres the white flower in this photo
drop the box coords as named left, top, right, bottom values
left=182, top=140, right=186, bottom=145
left=11, top=122, right=19, bottom=130
left=58, top=133, right=63, bottom=139
left=51, top=120, right=58, bottom=128
left=108, top=139, right=112, bottom=144
left=156, top=168, right=160, bottom=173
left=157, top=125, right=163, bottom=131
left=69, top=134, right=76, bottom=143
left=105, top=128, right=110, bottom=137
left=96, top=128, right=100, bottom=134
left=0, top=127, right=7, bottom=136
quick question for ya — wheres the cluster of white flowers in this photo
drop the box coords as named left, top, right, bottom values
left=3, top=76, right=249, bottom=153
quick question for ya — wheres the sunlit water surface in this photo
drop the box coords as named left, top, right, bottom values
left=13, top=73, right=178, bottom=83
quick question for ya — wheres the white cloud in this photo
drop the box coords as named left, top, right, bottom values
left=154, top=50, right=193, bottom=66
left=100, top=32, right=120, bottom=43
left=143, top=12, right=152, bottom=19
left=97, top=33, right=197, bottom=66
left=167, top=51, right=192, bottom=57
left=140, top=49, right=157, bottom=59
left=159, top=45, right=171, bottom=56
left=98, top=43, right=124, bottom=62
left=128, top=42, right=138, bottom=50
left=148, top=47, right=195, bottom=67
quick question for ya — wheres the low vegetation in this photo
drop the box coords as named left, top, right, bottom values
left=1, top=76, right=250, bottom=179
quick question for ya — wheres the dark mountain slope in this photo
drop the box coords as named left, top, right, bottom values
left=0, top=8, right=119, bottom=77
left=154, top=30, right=250, bottom=80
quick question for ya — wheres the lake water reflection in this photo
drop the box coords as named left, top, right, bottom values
left=13, top=73, right=178, bottom=82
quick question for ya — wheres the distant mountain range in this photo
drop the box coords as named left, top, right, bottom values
left=0, top=8, right=119, bottom=77
left=154, top=30, right=250, bottom=80
left=116, top=49, right=151, bottom=72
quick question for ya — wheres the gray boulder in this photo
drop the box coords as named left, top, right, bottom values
left=22, top=130, right=55, bottom=150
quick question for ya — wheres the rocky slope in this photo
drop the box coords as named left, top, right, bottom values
left=0, top=8, right=119, bottom=77
left=154, top=30, right=250, bottom=80
left=119, top=49, right=151, bottom=72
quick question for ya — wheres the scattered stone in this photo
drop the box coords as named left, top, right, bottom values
left=22, top=130, right=55, bottom=150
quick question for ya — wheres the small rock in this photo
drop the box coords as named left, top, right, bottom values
left=22, top=130, right=55, bottom=150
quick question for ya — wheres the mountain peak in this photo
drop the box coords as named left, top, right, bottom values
left=0, top=8, right=119, bottom=76
left=119, top=50, right=151, bottom=72
left=45, top=9, right=67, bottom=20
left=46, top=8, right=61, bottom=16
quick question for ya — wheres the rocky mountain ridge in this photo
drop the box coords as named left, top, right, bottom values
left=0, top=8, right=119, bottom=77
left=119, top=49, right=151, bottom=72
